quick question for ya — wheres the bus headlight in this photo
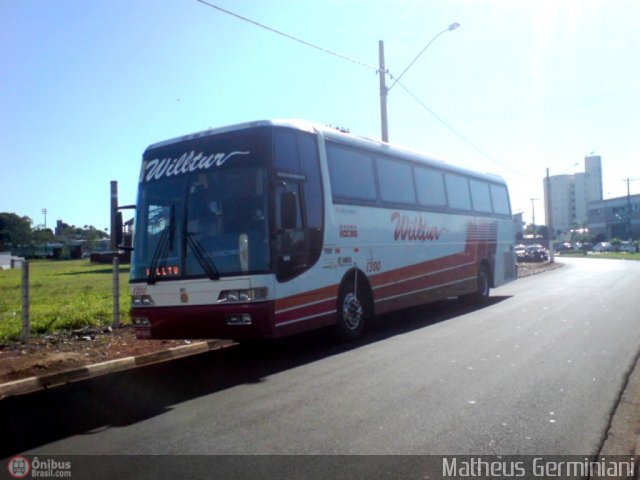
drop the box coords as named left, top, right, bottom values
left=131, top=295, right=154, bottom=306
left=217, top=287, right=268, bottom=303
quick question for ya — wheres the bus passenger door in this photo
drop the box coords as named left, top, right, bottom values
left=275, top=181, right=307, bottom=281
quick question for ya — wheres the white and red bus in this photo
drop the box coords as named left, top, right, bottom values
left=130, top=119, right=517, bottom=340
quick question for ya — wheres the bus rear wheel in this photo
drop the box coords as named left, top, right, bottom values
left=336, top=278, right=367, bottom=341
left=463, top=264, right=491, bottom=306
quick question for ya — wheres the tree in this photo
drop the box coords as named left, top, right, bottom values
left=84, top=227, right=100, bottom=253
left=537, top=225, right=550, bottom=239
left=0, top=212, right=32, bottom=250
left=0, top=212, right=110, bottom=256
left=611, top=238, right=622, bottom=252
left=32, top=228, right=54, bottom=245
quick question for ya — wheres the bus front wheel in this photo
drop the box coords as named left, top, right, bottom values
left=336, top=278, right=367, bottom=341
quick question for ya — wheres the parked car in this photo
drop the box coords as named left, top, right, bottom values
left=619, top=241, right=638, bottom=253
left=515, top=244, right=527, bottom=262
left=524, top=244, right=549, bottom=262
left=593, top=242, right=611, bottom=252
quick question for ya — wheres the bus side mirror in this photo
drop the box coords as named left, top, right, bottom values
left=115, top=212, right=124, bottom=247
left=281, top=191, right=298, bottom=230
left=115, top=204, right=136, bottom=251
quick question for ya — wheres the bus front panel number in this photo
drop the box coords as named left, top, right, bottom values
left=366, top=259, right=382, bottom=273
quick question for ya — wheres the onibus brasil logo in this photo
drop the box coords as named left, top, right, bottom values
left=7, top=456, right=30, bottom=479
left=7, top=456, right=72, bottom=478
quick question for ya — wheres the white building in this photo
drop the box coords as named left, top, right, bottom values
left=0, top=252, right=25, bottom=270
left=544, top=155, right=603, bottom=234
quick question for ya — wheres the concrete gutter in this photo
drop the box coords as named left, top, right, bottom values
left=0, top=339, right=234, bottom=399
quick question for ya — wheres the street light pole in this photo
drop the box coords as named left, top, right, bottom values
left=546, top=168, right=555, bottom=261
left=379, top=40, right=389, bottom=143
left=378, top=23, right=460, bottom=143
left=530, top=197, right=540, bottom=239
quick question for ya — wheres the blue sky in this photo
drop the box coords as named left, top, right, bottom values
left=2, top=0, right=639, bottom=231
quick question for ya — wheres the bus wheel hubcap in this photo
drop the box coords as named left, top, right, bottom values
left=342, top=293, right=363, bottom=330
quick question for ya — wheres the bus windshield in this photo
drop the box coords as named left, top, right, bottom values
left=131, top=129, right=271, bottom=282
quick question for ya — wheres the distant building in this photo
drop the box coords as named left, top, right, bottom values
left=587, top=194, right=640, bottom=241
left=513, top=212, right=525, bottom=239
left=54, top=219, right=69, bottom=236
left=544, top=154, right=603, bottom=234
left=0, top=252, right=25, bottom=270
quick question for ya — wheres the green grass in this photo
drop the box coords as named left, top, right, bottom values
left=0, top=260, right=130, bottom=343
left=558, top=251, right=640, bottom=260
left=587, top=252, right=640, bottom=260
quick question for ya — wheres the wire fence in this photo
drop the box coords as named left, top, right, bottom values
left=1, top=259, right=127, bottom=344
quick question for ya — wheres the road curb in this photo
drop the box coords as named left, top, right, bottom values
left=598, top=345, right=640, bottom=457
left=0, top=339, right=234, bottom=400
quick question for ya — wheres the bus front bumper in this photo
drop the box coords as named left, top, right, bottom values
left=131, top=301, right=275, bottom=340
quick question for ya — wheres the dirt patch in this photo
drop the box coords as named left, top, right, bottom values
left=0, top=326, right=192, bottom=383
left=517, top=259, right=563, bottom=278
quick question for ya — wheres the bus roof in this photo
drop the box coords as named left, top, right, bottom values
left=145, top=119, right=507, bottom=185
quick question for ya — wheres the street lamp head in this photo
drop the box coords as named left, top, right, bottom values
left=448, top=22, right=461, bottom=31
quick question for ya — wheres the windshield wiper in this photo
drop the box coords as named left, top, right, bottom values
left=185, top=232, right=220, bottom=280
left=147, top=204, right=175, bottom=285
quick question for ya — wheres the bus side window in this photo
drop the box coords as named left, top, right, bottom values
left=445, top=173, right=472, bottom=211
left=327, top=144, right=377, bottom=202
left=470, top=180, right=493, bottom=213
left=415, top=167, right=447, bottom=208
left=376, top=157, right=416, bottom=205
left=490, top=184, right=511, bottom=215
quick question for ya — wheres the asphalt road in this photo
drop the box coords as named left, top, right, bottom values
left=3, top=258, right=640, bottom=466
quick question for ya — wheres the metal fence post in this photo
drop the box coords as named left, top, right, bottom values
left=21, top=260, right=30, bottom=343
left=113, top=255, right=120, bottom=328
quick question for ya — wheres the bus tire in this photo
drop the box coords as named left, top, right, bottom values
left=336, top=277, right=367, bottom=341
left=464, top=264, right=491, bottom=306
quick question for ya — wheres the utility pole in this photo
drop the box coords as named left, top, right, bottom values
left=110, top=181, right=118, bottom=251
left=378, top=23, right=460, bottom=143
left=378, top=40, right=389, bottom=143
left=110, top=181, right=120, bottom=328
left=546, top=169, right=555, bottom=261
left=22, top=261, right=30, bottom=344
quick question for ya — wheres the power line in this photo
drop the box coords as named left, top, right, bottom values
left=194, top=0, right=525, bottom=179
left=194, top=0, right=378, bottom=72
left=394, top=80, right=528, bottom=178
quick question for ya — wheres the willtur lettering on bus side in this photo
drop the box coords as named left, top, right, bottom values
left=391, top=212, right=448, bottom=242
left=143, top=150, right=250, bottom=182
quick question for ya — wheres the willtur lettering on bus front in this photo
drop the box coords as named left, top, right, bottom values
left=391, top=212, right=448, bottom=242
left=145, top=265, right=180, bottom=277
left=142, top=150, right=250, bottom=182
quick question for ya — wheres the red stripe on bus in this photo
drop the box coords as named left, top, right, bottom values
left=373, top=262, right=477, bottom=302
left=275, top=298, right=337, bottom=324
left=275, top=284, right=338, bottom=312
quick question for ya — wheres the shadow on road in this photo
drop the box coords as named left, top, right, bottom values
left=1, top=295, right=510, bottom=457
